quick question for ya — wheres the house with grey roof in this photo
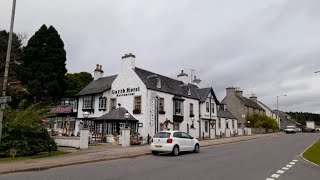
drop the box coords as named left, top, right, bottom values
left=217, top=103, right=238, bottom=136
left=257, top=100, right=280, bottom=127
left=273, top=110, right=296, bottom=129
left=222, top=87, right=265, bottom=128
left=74, top=53, right=237, bottom=141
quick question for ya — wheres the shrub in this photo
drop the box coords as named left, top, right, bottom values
left=246, top=114, right=279, bottom=130
left=0, top=103, right=57, bottom=157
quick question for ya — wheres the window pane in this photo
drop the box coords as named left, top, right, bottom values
left=154, top=132, right=171, bottom=138
left=134, top=96, right=141, bottom=110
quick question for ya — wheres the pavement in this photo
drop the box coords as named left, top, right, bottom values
left=0, top=133, right=281, bottom=175
left=0, top=133, right=319, bottom=180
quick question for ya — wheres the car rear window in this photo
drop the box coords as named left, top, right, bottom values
left=154, top=132, right=171, bottom=138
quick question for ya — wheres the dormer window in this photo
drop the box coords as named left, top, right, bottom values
left=156, top=78, right=161, bottom=88
left=188, top=87, right=191, bottom=96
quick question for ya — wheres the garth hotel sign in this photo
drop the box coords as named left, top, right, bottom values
left=111, top=87, right=141, bottom=97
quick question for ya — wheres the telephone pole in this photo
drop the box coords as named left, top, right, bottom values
left=0, top=0, right=17, bottom=143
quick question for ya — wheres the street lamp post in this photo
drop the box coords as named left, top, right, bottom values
left=124, top=111, right=130, bottom=128
left=276, top=95, right=287, bottom=126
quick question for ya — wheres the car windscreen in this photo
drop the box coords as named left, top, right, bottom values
left=286, top=127, right=295, bottom=129
left=154, top=132, right=171, bottom=138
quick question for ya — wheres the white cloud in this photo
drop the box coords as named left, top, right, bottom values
left=1, top=0, right=320, bottom=112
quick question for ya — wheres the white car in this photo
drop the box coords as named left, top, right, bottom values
left=150, top=131, right=200, bottom=156
left=284, top=126, right=296, bottom=133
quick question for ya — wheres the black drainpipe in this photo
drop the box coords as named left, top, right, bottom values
left=209, top=98, right=212, bottom=138
left=198, top=102, right=201, bottom=138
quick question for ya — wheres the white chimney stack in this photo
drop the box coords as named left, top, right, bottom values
left=94, top=64, right=104, bottom=80
left=121, top=53, right=136, bottom=71
left=192, top=75, right=201, bottom=87
left=177, top=70, right=189, bottom=84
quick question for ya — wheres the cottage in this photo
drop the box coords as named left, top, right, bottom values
left=222, top=87, right=265, bottom=127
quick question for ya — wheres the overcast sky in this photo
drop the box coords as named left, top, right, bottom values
left=1, top=0, right=320, bottom=113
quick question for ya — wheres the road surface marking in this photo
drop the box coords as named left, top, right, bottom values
left=266, top=178, right=274, bottom=180
left=277, top=170, right=285, bottom=174
left=282, top=167, right=289, bottom=170
left=289, top=162, right=295, bottom=165
left=292, top=160, right=298, bottom=162
left=271, top=174, right=280, bottom=178
left=286, top=164, right=293, bottom=168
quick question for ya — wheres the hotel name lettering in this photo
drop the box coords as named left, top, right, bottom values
left=111, top=87, right=140, bottom=97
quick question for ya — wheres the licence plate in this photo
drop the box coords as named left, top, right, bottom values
left=155, top=145, right=162, bottom=148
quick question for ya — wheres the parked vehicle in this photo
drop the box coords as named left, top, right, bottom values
left=284, top=126, right=296, bottom=133
left=150, top=131, right=200, bottom=156
left=306, top=121, right=315, bottom=130
left=296, top=128, right=302, bottom=132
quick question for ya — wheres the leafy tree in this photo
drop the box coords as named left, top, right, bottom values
left=286, top=112, right=320, bottom=126
left=246, top=114, right=279, bottom=130
left=0, top=29, right=22, bottom=82
left=0, top=102, right=57, bottom=157
left=17, top=25, right=67, bottom=103
left=65, top=72, right=93, bottom=97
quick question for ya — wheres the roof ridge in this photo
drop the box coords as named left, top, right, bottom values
left=135, top=67, right=184, bottom=84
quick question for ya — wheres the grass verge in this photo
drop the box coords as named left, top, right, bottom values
left=0, top=151, right=69, bottom=162
left=303, top=140, right=320, bottom=165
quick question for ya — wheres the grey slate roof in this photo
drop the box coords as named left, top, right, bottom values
left=217, top=109, right=237, bottom=119
left=196, top=87, right=220, bottom=104
left=76, top=75, right=117, bottom=96
left=236, top=95, right=264, bottom=111
left=95, top=107, right=138, bottom=121
left=258, top=101, right=273, bottom=112
left=134, top=67, right=200, bottom=99
left=76, top=67, right=220, bottom=102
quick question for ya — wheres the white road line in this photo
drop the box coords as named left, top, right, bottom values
left=289, top=162, right=296, bottom=165
left=293, top=160, right=299, bottom=162
left=271, top=174, right=280, bottom=178
left=282, top=167, right=289, bottom=170
left=277, top=170, right=285, bottom=174
left=286, top=164, right=293, bottom=168
left=266, top=178, right=275, bottom=180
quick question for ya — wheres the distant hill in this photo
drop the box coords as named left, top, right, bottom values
left=286, top=112, right=320, bottom=126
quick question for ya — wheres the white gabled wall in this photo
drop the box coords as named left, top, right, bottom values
left=146, top=90, right=200, bottom=138
left=199, top=92, right=218, bottom=138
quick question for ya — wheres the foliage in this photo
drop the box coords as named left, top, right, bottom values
left=0, top=29, right=22, bottom=82
left=246, top=114, right=279, bottom=129
left=17, top=25, right=67, bottom=103
left=65, top=72, right=93, bottom=97
left=0, top=103, right=57, bottom=157
left=6, top=85, right=30, bottom=109
left=303, top=141, right=320, bottom=165
left=286, top=112, right=320, bottom=126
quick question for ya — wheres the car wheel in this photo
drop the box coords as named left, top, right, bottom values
left=172, top=145, right=179, bottom=156
left=193, top=144, right=200, bottom=153
left=152, top=151, right=158, bottom=155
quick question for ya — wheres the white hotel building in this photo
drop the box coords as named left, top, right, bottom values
left=74, top=53, right=237, bottom=141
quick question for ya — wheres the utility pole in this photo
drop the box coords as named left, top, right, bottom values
left=0, top=0, right=17, bottom=143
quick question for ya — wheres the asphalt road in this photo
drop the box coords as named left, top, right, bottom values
left=1, top=133, right=319, bottom=180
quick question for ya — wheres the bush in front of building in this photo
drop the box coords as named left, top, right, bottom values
left=0, top=102, right=57, bottom=157
left=246, top=114, right=279, bottom=130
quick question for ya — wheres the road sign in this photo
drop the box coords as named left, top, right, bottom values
left=0, top=96, right=11, bottom=104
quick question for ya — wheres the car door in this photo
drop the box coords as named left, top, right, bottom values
left=181, top=132, right=193, bottom=151
left=173, top=132, right=186, bottom=151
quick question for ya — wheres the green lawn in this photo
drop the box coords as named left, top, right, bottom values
left=303, top=140, right=320, bottom=165
left=0, top=151, right=69, bottom=162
